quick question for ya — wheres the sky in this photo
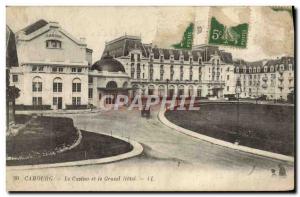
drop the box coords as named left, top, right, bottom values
left=6, top=6, right=294, bottom=63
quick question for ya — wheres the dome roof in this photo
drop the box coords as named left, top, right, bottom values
left=91, top=54, right=125, bottom=72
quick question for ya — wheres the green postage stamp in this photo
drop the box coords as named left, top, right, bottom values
left=208, top=16, right=248, bottom=48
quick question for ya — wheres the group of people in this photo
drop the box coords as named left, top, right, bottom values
left=271, top=164, right=287, bottom=177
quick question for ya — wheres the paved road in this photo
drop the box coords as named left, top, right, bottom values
left=8, top=107, right=294, bottom=191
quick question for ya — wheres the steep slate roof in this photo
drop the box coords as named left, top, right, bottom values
left=102, top=36, right=148, bottom=58
left=102, top=35, right=293, bottom=69
left=21, top=19, right=48, bottom=35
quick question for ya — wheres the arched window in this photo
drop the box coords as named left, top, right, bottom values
left=253, top=67, right=256, bottom=73
left=106, top=81, right=118, bottom=89
left=158, top=85, right=165, bottom=97
left=264, top=66, right=268, bottom=72
left=148, top=85, right=155, bottom=95
left=53, top=77, right=62, bottom=92
left=257, top=67, right=261, bottom=72
left=249, top=67, right=252, bottom=73
left=132, top=84, right=139, bottom=96
left=270, top=66, right=274, bottom=72
left=46, top=40, right=62, bottom=49
left=72, top=78, right=81, bottom=92
left=168, top=85, right=175, bottom=97
left=32, top=76, right=42, bottom=92
left=123, top=81, right=128, bottom=88
left=178, top=85, right=184, bottom=96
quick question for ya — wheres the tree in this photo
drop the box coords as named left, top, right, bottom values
left=7, top=85, right=20, bottom=124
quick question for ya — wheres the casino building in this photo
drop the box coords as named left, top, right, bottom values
left=9, top=19, right=92, bottom=110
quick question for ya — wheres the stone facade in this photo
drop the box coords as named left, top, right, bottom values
left=10, top=20, right=92, bottom=109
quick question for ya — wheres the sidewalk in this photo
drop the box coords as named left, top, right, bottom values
left=16, top=108, right=103, bottom=115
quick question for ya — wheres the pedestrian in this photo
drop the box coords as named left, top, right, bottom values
left=271, top=169, right=276, bottom=177
left=278, top=164, right=287, bottom=177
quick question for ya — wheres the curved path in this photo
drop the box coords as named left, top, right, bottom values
left=8, top=106, right=294, bottom=191
left=48, top=106, right=294, bottom=174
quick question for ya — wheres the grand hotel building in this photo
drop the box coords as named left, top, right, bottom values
left=9, top=20, right=294, bottom=110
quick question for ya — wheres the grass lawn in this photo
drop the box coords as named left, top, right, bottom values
left=165, top=103, right=294, bottom=156
left=7, top=130, right=133, bottom=166
left=7, top=115, right=78, bottom=159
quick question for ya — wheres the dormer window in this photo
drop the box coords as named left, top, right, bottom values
left=46, top=40, right=61, bottom=49
left=257, top=67, right=261, bottom=72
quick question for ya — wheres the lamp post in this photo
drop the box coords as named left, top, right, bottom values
left=235, top=77, right=242, bottom=144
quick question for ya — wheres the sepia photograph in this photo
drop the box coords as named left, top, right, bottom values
left=5, top=5, right=295, bottom=192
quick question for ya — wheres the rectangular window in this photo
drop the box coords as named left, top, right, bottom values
left=88, top=76, right=93, bottom=84
left=227, top=75, right=229, bottom=80
left=33, top=97, right=42, bottom=105
left=52, top=67, right=58, bottom=72
left=72, top=83, right=81, bottom=92
left=53, top=83, right=62, bottom=92
left=71, top=68, right=77, bottom=73
left=77, top=68, right=82, bottom=73
left=12, top=75, right=18, bottom=82
left=197, top=89, right=201, bottom=97
left=38, top=66, right=44, bottom=71
left=227, top=86, right=229, bottom=91
left=72, top=97, right=81, bottom=105
left=32, top=66, right=37, bottom=72
left=88, top=88, right=93, bottom=99
left=58, top=67, right=64, bottom=72
left=137, top=54, right=141, bottom=62
left=32, top=82, right=42, bottom=92
left=53, top=97, right=57, bottom=105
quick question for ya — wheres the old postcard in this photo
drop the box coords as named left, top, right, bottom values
left=6, top=6, right=294, bottom=191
